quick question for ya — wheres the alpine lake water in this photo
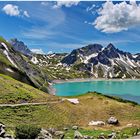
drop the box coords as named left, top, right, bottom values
left=53, top=80, right=140, bottom=104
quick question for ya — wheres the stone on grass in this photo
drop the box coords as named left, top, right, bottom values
left=107, top=117, right=118, bottom=125
left=74, top=130, right=83, bottom=139
left=72, top=126, right=78, bottom=130
left=63, top=127, right=68, bottom=131
left=38, top=129, right=52, bottom=139
left=54, top=131, right=64, bottom=136
left=0, top=123, right=6, bottom=137
left=108, top=132, right=116, bottom=139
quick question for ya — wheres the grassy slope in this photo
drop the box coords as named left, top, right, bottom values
left=0, top=91, right=140, bottom=129
left=0, top=74, right=58, bottom=104
left=0, top=73, right=140, bottom=138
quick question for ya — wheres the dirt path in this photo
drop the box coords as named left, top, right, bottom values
left=0, top=101, right=61, bottom=107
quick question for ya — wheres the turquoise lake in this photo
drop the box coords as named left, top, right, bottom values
left=53, top=80, right=140, bottom=103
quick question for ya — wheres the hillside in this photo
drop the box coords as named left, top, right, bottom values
left=0, top=74, right=58, bottom=104
left=0, top=92, right=140, bottom=138
left=0, top=37, right=49, bottom=92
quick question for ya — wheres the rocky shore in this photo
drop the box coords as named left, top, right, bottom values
left=52, top=78, right=140, bottom=84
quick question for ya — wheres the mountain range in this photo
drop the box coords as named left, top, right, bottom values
left=61, top=43, right=140, bottom=78
left=0, top=36, right=140, bottom=93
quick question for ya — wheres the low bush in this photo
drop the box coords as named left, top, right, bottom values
left=15, top=124, right=41, bottom=139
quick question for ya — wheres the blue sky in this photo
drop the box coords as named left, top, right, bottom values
left=0, top=1, right=140, bottom=54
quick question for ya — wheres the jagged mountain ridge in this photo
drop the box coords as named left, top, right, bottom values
left=0, top=36, right=140, bottom=81
left=61, top=43, right=140, bottom=78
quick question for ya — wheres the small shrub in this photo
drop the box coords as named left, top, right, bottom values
left=15, top=124, right=41, bottom=139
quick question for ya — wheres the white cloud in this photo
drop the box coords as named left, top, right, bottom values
left=2, top=4, right=20, bottom=16
left=23, top=11, right=30, bottom=18
left=2, top=4, right=30, bottom=18
left=31, top=48, right=45, bottom=54
left=53, top=1, right=80, bottom=9
left=94, top=1, right=140, bottom=33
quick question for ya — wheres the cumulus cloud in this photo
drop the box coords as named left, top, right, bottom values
left=2, top=4, right=29, bottom=18
left=53, top=1, right=79, bottom=9
left=31, top=48, right=45, bottom=54
left=94, top=1, right=140, bottom=33
left=2, top=4, right=20, bottom=16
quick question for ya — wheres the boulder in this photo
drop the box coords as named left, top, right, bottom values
left=4, top=134, right=13, bottom=139
left=0, top=128, right=5, bottom=137
left=54, top=131, right=65, bottom=138
left=54, top=131, right=64, bottom=136
left=98, top=133, right=105, bottom=139
left=63, top=127, right=68, bottom=131
left=98, top=135, right=105, bottom=139
left=108, top=132, right=116, bottom=139
left=0, top=124, right=5, bottom=129
left=107, top=117, right=118, bottom=125
left=38, top=129, right=52, bottom=139
left=72, top=126, right=78, bottom=130
left=83, top=135, right=93, bottom=139
left=74, top=130, right=83, bottom=139
left=48, top=128, right=56, bottom=135
left=0, top=123, right=6, bottom=138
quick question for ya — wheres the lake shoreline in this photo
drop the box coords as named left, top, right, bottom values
left=52, top=78, right=140, bottom=84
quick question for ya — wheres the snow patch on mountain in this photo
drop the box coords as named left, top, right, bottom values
left=1, top=42, right=18, bottom=68
left=31, top=56, right=39, bottom=64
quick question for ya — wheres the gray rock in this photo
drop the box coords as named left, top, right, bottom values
left=0, top=124, right=5, bottom=129
left=48, top=128, right=56, bottom=135
left=83, top=135, right=93, bottom=139
left=0, top=123, right=6, bottom=138
left=74, top=130, right=83, bottom=139
left=108, top=132, right=116, bottom=139
left=107, top=117, right=118, bottom=125
left=54, top=131, right=64, bottom=136
left=54, top=131, right=65, bottom=139
left=98, top=133, right=105, bottom=139
left=72, top=126, right=78, bottom=130
left=98, top=135, right=105, bottom=139
left=63, top=127, right=68, bottom=131
left=38, top=129, right=52, bottom=139
left=0, top=128, right=5, bottom=137
left=4, top=134, right=13, bottom=139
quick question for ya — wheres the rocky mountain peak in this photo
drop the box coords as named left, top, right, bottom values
left=81, top=44, right=103, bottom=55
left=9, top=38, right=32, bottom=56
left=102, top=43, right=120, bottom=59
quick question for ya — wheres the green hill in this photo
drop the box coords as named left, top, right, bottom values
left=0, top=74, right=57, bottom=104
